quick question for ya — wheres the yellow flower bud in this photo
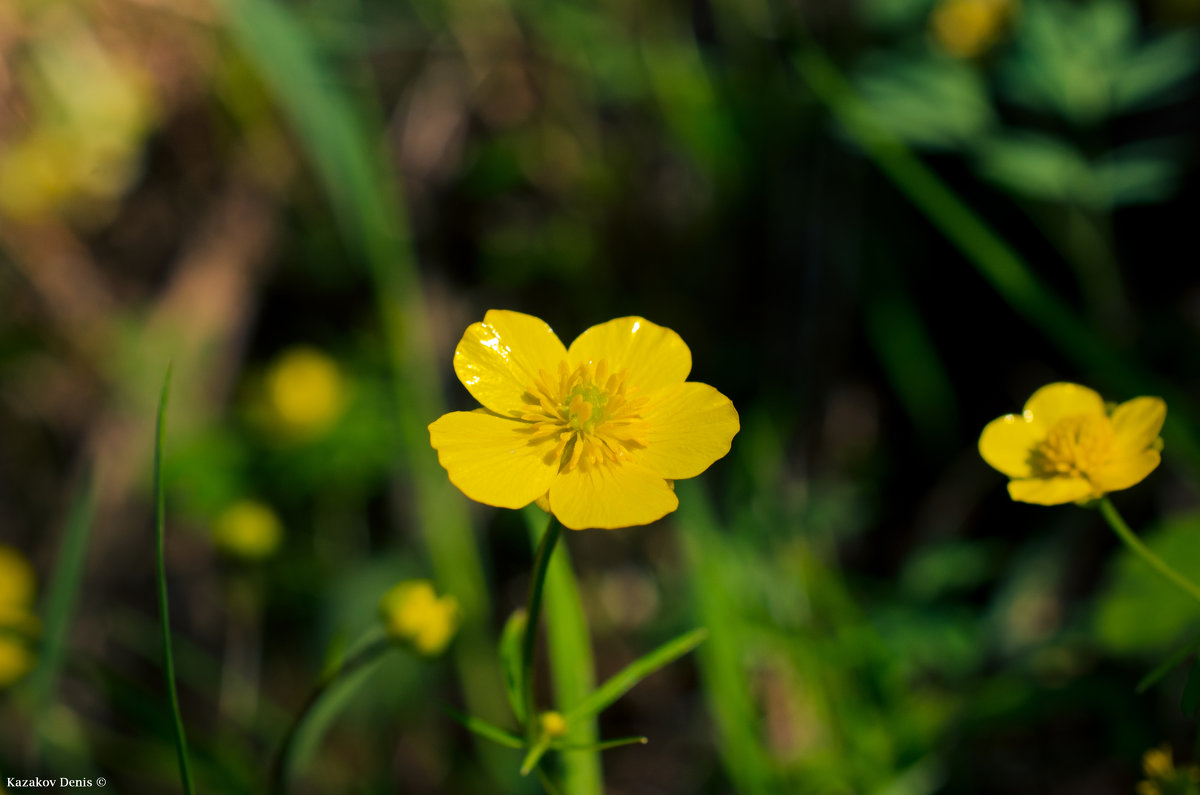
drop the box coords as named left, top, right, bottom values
left=540, top=711, right=568, bottom=739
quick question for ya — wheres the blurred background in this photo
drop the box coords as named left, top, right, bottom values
left=1, top=0, right=1200, bottom=792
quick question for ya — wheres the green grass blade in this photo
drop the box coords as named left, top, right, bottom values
left=676, top=480, right=776, bottom=795
left=153, top=363, right=195, bottom=795
left=1138, top=631, right=1200, bottom=694
left=273, top=632, right=393, bottom=794
left=524, top=507, right=602, bottom=795
left=31, top=467, right=95, bottom=759
left=564, top=628, right=708, bottom=724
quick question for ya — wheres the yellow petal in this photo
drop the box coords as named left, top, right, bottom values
left=978, top=413, right=1042, bottom=478
left=567, top=317, right=691, bottom=394
left=454, top=310, right=568, bottom=416
left=1091, top=449, right=1161, bottom=493
left=429, top=410, right=559, bottom=509
left=1023, top=382, right=1106, bottom=430
left=1110, top=396, right=1166, bottom=455
left=635, top=382, right=739, bottom=479
left=548, top=461, right=679, bottom=530
left=1007, top=477, right=1094, bottom=505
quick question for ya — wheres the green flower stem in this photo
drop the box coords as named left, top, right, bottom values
left=1099, top=497, right=1200, bottom=605
left=270, top=636, right=393, bottom=795
left=521, top=518, right=562, bottom=744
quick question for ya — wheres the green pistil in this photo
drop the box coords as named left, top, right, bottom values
left=565, top=384, right=608, bottom=433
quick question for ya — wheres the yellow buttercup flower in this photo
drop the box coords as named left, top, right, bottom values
left=379, top=580, right=460, bottom=655
left=428, top=311, right=740, bottom=530
left=1136, top=744, right=1200, bottom=795
left=213, top=500, right=284, bottom=561
left=979, top=382, right=1165, bottom=505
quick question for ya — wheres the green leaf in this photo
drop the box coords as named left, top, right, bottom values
left=564, top=628, right=709, bottom=723
left=500, top=609, right=528, bottom=725
left=975, top=133, right=1092, bottom=205
left=1095, top=512, right=1200, bottom=656
left=855, top=55, right=993, bottom=149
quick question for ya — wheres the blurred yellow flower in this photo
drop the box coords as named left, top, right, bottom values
left=213, top=500, right=284, bottom=561
left=1137, top=744, right=1200, bottom=795
left=931, top=0, right=1016, bottom=59
left=379, top=580, right=460, bottom=655
left=0, top=8, right=154, bottom=223
left=979, top=383, right=1165, bottom=505
left=429, top=311, right=739, bottom=530
left=265, top=347, right=346, bottom=439
left=0, top=545, right=37, bottom=689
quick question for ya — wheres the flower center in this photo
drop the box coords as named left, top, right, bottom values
left=1031, top=413, right=1114, bottom=479
left=521, top=359, right=649, bottom=472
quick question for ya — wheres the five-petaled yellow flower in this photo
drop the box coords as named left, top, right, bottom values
left=429, top=311, right=740, bottom=530
left=979, top=382, right=1166, bottom=505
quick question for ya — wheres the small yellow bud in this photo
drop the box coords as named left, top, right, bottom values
left=264, top=347, right=346, bottom=439
left=380, top=580, right=460, bottom=655
left=213, top=500, right=284, bottom=561
left=540, top=711, right=568, bottom=739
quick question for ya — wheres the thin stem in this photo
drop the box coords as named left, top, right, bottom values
left=270, top=636, right=393, bottom=795
left=153, top=364, right=195, bottom=795
left=521, top=517, right=562, bottom=742
left=1099, top=497, right=1200, bottom=605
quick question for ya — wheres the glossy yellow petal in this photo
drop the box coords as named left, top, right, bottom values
left=1007, top=476, right=1094, bottom=505
left=1091, top=449, right=1162, bottom=493
left=978, top=413, right=1042, bottom=478
left=1023, top=382, right=1106, bottom=430
left=548, top=461, right=679, bottom=530
left=1110, top=397, right=1167, bottom=455
left=429, top=410, right=559, bottom=509
left=454, top=310, right=568, bottom=416
left=636, top=382, right=740, bottom=479
left=567, top=317, right=691, bottom=394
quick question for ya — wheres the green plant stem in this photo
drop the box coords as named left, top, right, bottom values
left=270, top=636, right=393, bottom=795
left=521, top=518, right=562, bottom=744
left=153, top=364, right=195, bottom=795
left=1099, top=497, right=1200, bottom=605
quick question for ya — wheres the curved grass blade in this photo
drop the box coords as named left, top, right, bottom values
left=1138, top=632, right=1200, bottom=694
left=153, top=363, right=196, bottom=795
left=272, top=629, right=392, bottom=795
left=563, top=628, right=708, bottom=724
left=31, top=467, right=95, bottom=760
